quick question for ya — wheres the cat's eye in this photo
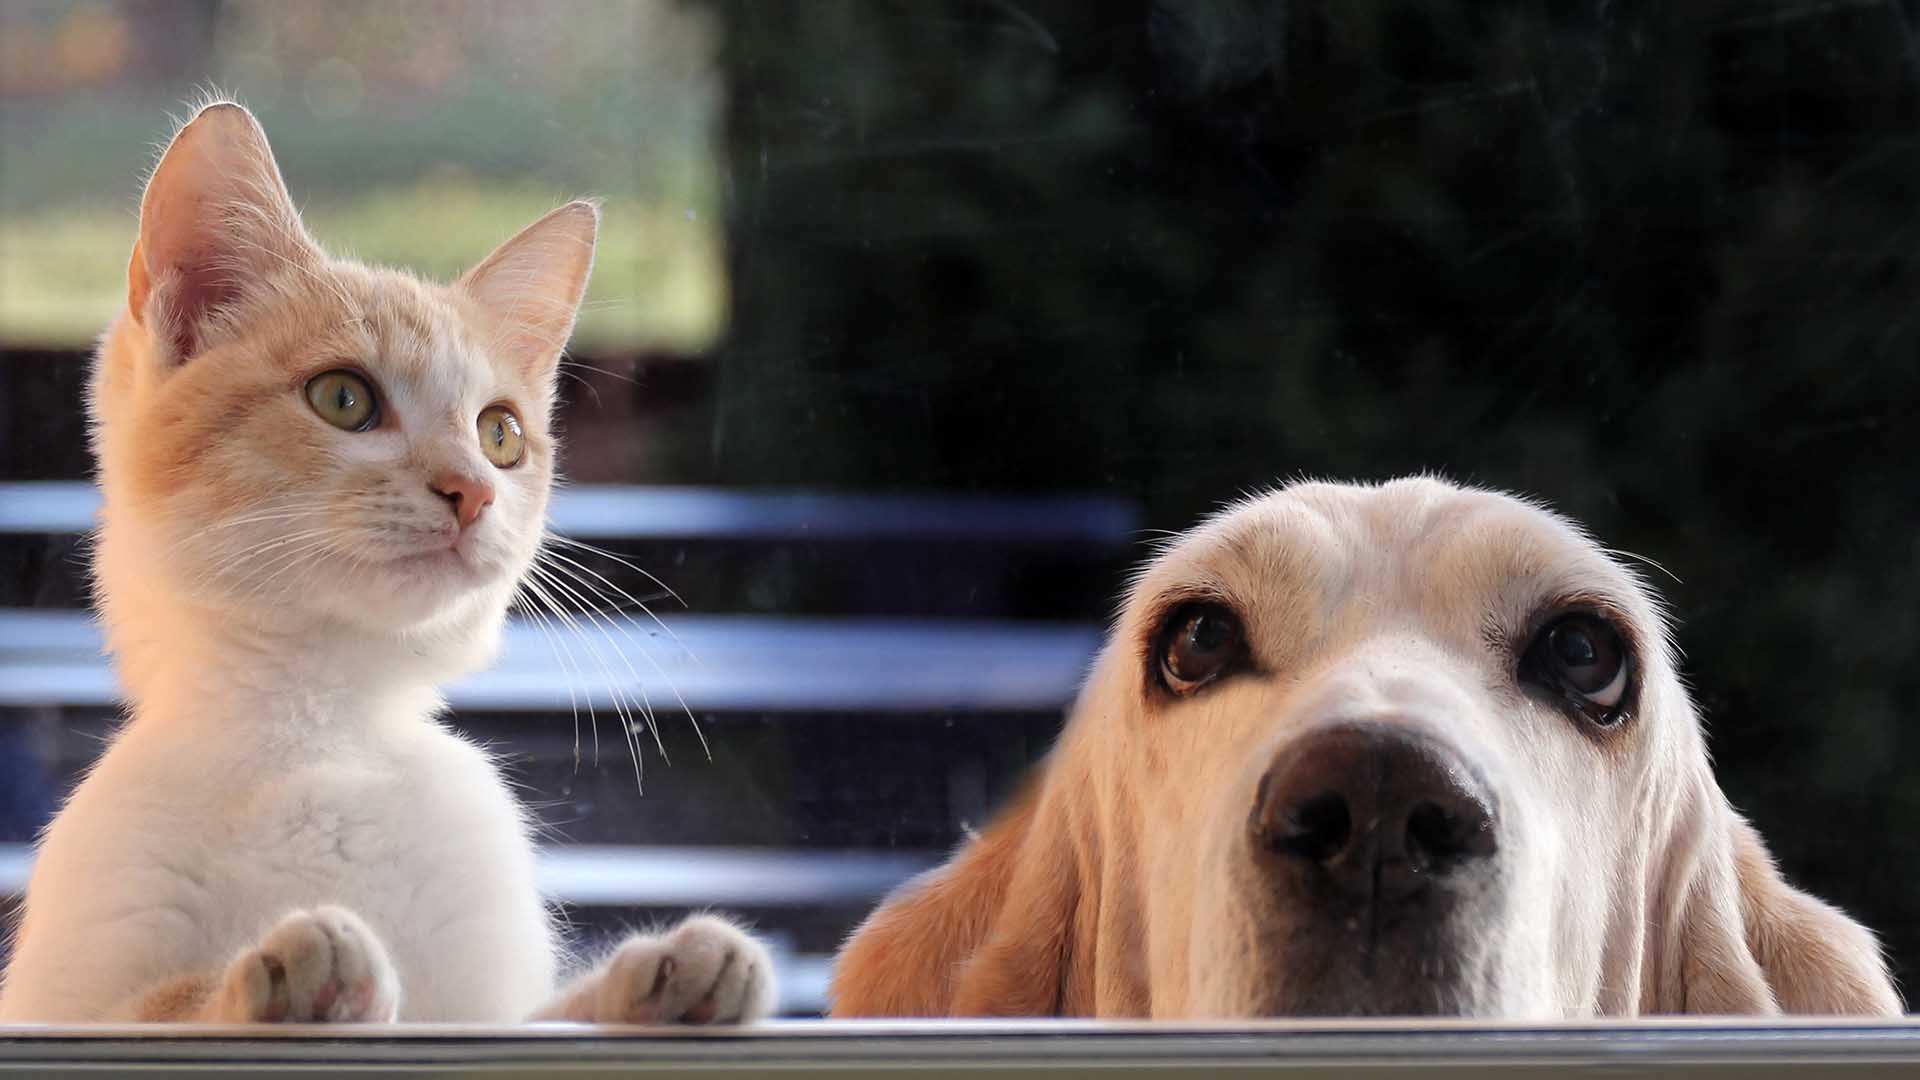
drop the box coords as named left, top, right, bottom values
left=478, top=404, right=526, bottom=468
left=304, top=370, right=379, bottom=432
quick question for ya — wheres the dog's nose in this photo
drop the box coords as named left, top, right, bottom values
left=1250, top=723, right=1496, bottom=898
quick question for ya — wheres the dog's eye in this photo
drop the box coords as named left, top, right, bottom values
left=1157, top=602, right=1245, bottom=695
left=1522, top=613, right=1631, bottom=725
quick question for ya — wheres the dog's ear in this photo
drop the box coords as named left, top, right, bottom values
left=1656, top=808, right=1900, bottom=1015
left=829, top=776, right=1084, bottom=1017
left=1725, top=819, right=1901, bottom=1014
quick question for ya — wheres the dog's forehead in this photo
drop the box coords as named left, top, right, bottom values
left=1137, top=479, right=1648, bottom=625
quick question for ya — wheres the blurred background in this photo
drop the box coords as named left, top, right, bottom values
left=1, top=0, right=1916, bottom=1016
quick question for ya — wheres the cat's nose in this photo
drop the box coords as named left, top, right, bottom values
left=429, top=471, right=495, bottom=530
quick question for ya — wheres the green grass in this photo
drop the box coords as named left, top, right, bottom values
left=0, top=182, right=725, bottom=354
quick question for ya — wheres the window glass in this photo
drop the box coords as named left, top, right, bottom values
left=1, top=0, right=1915, bottom=1030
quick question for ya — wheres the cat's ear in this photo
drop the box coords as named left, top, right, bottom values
left=130, top=101, right=319, bottom=364
left=458, top=201, right=599, bottom=383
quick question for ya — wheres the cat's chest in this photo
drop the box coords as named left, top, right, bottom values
left=210, top=722, right=549, bottom=899
left=229, top=734, right=512, bottom=876
left=176, top=725, right=555, bottom=1019
left=245, top=760, right=427, bottom=868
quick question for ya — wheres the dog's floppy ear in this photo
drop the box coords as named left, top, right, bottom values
left=829, top=776, right=1084, bottom=1017
left=1656, top=805, right=1900, bottom=1015
left=1725, top=819, right=1901, bottom=1014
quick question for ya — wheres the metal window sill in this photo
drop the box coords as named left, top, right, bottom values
left=4, top=1018, right=1920, bottom=1075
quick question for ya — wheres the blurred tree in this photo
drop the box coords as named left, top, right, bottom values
left=121, top=0, right=220, bottom=87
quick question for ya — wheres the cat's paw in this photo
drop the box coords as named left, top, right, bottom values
left=210, top=906, right=400, bottom=1023
left=590, top=915, right=775, bottom=1024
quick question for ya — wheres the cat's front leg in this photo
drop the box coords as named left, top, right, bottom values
left=529, top=914, right=775, bottom=1024
left=205, top=906, right=400, bottom=1023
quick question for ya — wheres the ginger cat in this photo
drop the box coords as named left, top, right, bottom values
left=0, top=101, right=773, bottom=1024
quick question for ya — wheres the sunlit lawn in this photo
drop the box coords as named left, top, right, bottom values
left=0, top=183, right=724, bottom=354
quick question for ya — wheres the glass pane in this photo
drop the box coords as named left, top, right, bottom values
left=1, top=0, right=1915, bottom=1055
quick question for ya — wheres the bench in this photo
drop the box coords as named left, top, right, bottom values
left=0, top=480, right=1138, bottom=1014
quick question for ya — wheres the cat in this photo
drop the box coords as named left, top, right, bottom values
left=0, top=100, right=774, bottom=1025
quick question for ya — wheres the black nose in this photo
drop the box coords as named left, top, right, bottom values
left=1251, top=723, right=1496, bottom=898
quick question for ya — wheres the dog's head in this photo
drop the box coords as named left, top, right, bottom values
left=830, top=477, right=1900, bottom=1019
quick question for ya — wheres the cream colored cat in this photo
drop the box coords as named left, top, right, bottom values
left=0, top=101, right=774, bottom=1024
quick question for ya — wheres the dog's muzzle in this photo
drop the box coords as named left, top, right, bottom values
left=1234, top=720, right=1507, bottom=1015
left=1250, top=721, right=1498, bottom=895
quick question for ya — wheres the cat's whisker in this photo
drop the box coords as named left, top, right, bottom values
left=164, top=499, right=388, bottom=589
left=161, top=507, right=332, bottom=564
left=216, top=525, right=344, bottom=567
left=528, top=559, right=671, bottom=766
left=199, top=526, right=343, bottom=594
left=524, top=564, right=647, bottom=793
left=223, top=523, right=347, bottom=558
left=519, top=567, right=623, bottom=777
left=537, top=552, right=705, bottom=762
left=529, top=580, right=688, bottom=769
left=559, top=358, right=639, bottom=386
left=235, top=550, right=334, bottom=612
left=556, top=366, right=603, bottom=408
left=219, top=517, right=366, bottom=586
left=541, top=533, right=688, bottom=610
left=537, top=544, right=694, bottom=658
left=512, top=579, right=590, bottom=772
left=232, top=532, right=349, bottom=605
left=196, top=506, right=333, bottom=532
left=529, top=570, right=663, bottom=782
left=527, top=563, right=665, bottom=771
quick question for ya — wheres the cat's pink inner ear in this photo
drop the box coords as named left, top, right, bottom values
left=459, top=201, right=600, bottom=381
left=130, top=102, right=315, bottom=362
left=128, top=234, right=245, bottom=362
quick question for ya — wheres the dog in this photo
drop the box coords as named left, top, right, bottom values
left=829, top=477, right=1901, bottom=1018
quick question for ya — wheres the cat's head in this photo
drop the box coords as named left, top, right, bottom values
left=90, top=100, right=596, bottom=681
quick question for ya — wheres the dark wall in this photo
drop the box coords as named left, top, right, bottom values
left=702, top=0, right=1920, bottom=984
